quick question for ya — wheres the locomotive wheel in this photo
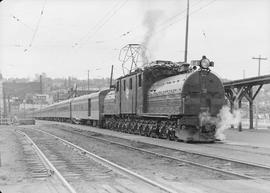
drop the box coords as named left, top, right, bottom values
left=112, top=121, right=117, bottom=130
left=169, top=132, right=176, bottom=141
left=130, top=122, right=137, bottom=134
left=145, top=125, right=150, bottom=136
left=137, top=124, right=143, bottom=135
left=122, top=124, right=127, bottom=132
left=119, top=122, right=124, bottom=131
left=149, top=130, right=157, bottom=138
left=116, top=122, right=121, bottom=131
left=165, top=131, right=170, bottom=140
left=140, top=125, right=146, bottom=136
left=136, top=124, right=142, bottom=135
left=127, top=125, right=132, bottom=133
left=145, top=125, right=150, bottom=137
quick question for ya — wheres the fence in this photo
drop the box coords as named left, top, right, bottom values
left=0, top=118, right=10, bottom=125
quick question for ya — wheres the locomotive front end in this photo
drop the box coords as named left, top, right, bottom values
left=176, top=56, right=225, bottom=142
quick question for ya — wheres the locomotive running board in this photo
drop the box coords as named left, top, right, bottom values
left=140, top=113, right=171, bottom=119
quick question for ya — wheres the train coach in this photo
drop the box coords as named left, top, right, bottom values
left=37, top=90, right=110, bottom=126
left=34, top=56, right=225, bottom=142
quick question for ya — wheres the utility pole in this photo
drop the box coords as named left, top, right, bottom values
left=252, top=55, right=267, bottom=129
left=87, top=70, right=90, bottom=92
left=40, top=75, right=42, bottom=94
left=184, top=0, right=189, bottom=63
left=110, top=65, right=114, bottom=88
left=252, top=55, right=267, bottom=76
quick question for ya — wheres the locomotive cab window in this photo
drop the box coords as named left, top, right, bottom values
left=129, top=78, right=132, bottom=89
left=123, top=79, right=126, bottom=91
left=138, top=74, right=142, bottom=87
left=116, top=81, right=119, bottom=92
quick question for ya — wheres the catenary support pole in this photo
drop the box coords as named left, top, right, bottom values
left=184, top=0, right=189, bottom=63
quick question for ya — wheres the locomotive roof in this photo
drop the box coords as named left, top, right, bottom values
left=116, top=61, right=189, bottom=80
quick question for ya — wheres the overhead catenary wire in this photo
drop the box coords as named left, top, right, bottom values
left=153, top=0, right=217, bottom=36
left=73, top=0, right=129, bottom=48
left=118, top=0, right=203, bottom=39
left=72, top=0, right=122, bottom=47
left=17, top=0, right=215, bottom=52
left=97, top=0, right=204, bottom=44
left=117, top=0, right=217, bottom=46
left=88, top=0, right=212, bottom=46
left=154, top=0, right=204, bottom=32
left=24, top=0, right=47, bottom=52
left=10, top=14, right=34, bottom=31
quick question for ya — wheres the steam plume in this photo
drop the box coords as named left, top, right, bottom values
left=141, top=10, right=164, bottom=65
left=199, top=106, right=242, bottom=140
left=216, top=106, right=241, bottom=140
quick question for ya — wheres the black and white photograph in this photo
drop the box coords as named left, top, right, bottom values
left=0, top=0, right=270, bottom=192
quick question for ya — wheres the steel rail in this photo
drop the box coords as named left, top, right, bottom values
left=68, top=124, right=270, bottom=169
left=16, top=130, right=77, bottom=193
left=44, top=121, right=270, bottom=169
left=25, top=127, right=188, bottom=193
left=52, top=126, right=268, bottom=180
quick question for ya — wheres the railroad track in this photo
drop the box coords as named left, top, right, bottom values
left=42, top=125, right=270, bottom=181
left=15, top=130, right=53, bottom=179
left=17, top=128, right=189, bottom=193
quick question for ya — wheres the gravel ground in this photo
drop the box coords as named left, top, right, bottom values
left=0, top=126, right=69, bottom=193
left=21, top=128, right=166, bottom=193
left=20, top=124, right=270, bottom=193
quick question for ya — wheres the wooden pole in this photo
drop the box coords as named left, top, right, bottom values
left=184, top=0, right=189, bottom=63
left=110, top=65, right=114, bottom=88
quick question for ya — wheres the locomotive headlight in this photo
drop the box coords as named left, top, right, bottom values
left=200, top=57, right=210, bottom=69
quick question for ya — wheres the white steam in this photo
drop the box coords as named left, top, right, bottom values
left=216, top=106, right=241, bottom=140
left=141, top=9, right=164, bottom=65
left=199, top=106, right=242, bottom=140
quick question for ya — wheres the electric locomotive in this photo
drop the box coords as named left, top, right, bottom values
left=33, top=56, right=225, bottom=142
left=104, top=56, right=225, bottom=142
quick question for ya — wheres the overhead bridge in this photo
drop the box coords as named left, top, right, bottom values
left=223, top=74, right=270, bottom=131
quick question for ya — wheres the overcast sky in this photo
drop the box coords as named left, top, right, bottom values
left=0, top=0, right=269, bottom=80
